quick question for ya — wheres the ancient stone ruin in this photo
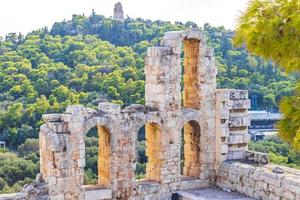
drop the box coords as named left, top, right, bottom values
left=113, top=2, right=124, bottom=21
left=1, top=30, right=300, bottom=200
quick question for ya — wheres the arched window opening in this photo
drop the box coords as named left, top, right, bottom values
left=182, top=38, right=201, bottom=109
left=136, top=125, right=147, bottom=180
left=84, top=125, right=110, bottom=187
left=135, top=123, right=162, bottom=182
left=181, top=120, right=201, bottom=178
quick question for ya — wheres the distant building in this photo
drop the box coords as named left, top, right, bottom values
left=113, top=2, right=124, bottom=21
left=0, top=141, right=5, bottom=149
left=248, top=110, right=282, bottom=141
left=249, top=110, right=282, bottom=130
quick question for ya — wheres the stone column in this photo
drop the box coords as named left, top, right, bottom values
left=227, top=90, right=251, bottom=160
left=145, top=45, right=182, bottom=198
left=40, top=107, right=86, bottom=200
left=215, top=89, right=250, bottom=162
left=98, top=102, right=135, bottom=199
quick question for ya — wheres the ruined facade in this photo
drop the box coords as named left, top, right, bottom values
left=37, top=29, right=251, bottom=199
left=2, top=30, right=300, bottom=200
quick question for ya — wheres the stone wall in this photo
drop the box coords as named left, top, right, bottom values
left=217, top=161, right=300, bottom=200
left=216, top=89, right=250, bottom=162
left=0, top=30, right=256, bottom=200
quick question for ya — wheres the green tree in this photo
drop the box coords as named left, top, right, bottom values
left=235, top=0, right=300, bottom=151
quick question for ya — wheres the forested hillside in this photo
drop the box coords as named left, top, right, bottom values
left=0, top=14, right=295, bottom=148
left=0, top=13, right=297, bottom=193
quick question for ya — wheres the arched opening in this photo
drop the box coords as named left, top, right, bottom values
left=182, top=38, right=201, bottom=109
left=135, top=123, right=162, bottom=182
left=181, top=120, right=201, bottom=178
left=84, top=125, right=111, bottom=187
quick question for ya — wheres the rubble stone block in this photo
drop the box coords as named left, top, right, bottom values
left=98, top=102, right=121, bottom=114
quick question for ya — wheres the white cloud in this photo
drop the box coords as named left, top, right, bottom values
left=0, top=0, right=249, bottom=37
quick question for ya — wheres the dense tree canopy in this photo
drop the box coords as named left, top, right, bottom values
left=235, top=0, right=300, bottom=151
left=234, top=0, right=300, bottom=72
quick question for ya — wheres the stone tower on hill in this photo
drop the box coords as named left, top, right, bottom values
left=113, top=2, right=124, bottom=21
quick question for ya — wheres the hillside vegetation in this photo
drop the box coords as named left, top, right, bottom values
left=0, top=13, right=297, bottom=192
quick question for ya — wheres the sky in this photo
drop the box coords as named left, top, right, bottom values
left=0, top=0, right=250, bottom=37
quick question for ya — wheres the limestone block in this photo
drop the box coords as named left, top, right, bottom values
left=47, top=122, right=69, bottom=134
left=68, top=122, right=85, bottom=133
left=228, top=144, right=248, bottom=152
left=66, top=105, right=85, bottom=114
left=231, top=99, right=251, bottom=110
left=42, top=114, right=62, bottom=122
left=228, top=134, right=248, bottom=145
left=220, top=109, right=230, bottom=119
left=229, top=90, right=248, bottom=100
left=147, top=46, right=170, bottom=57
left=47, top=133, right=68, bottom=152
left=221, top=144, right=228, bottom=154
left=46, top=176, right=57, bottom=186
left=50, top=194, right=64, bottom=200
left=245, top=150, right=269, bottom=165
left=229, top=116, right=250, bottom=127
left=84, top=188, right=112, bottom=200
left=180, top=179, right=210, bottom=190
left=227, top=151, right=245, bottom=160
left=136, top=181, right=160, bottom=194
left=98, top=102, right=121, bottom=114
left=220, top=127, right=229, bottom=137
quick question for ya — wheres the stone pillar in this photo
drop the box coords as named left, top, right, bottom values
left=197, top=46, right=217, bottom=181
left=216, top=89, right=231, bottom=163
left=40, top=107, right=85, bottom=200
left=98, top=102, right=134, bottom=199
left=227, top=90, right=251, bottom=160
left=215, top=89, right=250, bottom=161
left=145, top=40, right=182, bottom=198
left=145, top=46, right=181, bottom=111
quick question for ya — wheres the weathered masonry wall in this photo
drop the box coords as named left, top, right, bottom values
left=216, top=89, right=250, bottom=162
left=3, top=29, right=300, bottom=200
left=217, top=161, right=300, bottom=200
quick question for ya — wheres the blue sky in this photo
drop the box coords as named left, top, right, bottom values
left=0, top=0, right=249, bottom=37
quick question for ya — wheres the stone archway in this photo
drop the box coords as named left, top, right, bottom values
left=145, top=122, right=162, bottom=182
left=84, top=120, right=112, bottom=188
left=97, top=125, right=110, bottom=186
left=134, top=120, right=163, bottom=183
left=181, top=120, right=201, bottom=178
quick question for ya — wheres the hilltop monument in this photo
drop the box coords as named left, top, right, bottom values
left=113, top=2, right=124, bottom=21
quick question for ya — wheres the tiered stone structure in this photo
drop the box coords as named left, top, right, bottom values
left=113, top=2, right=124, bottom=21
left=2, top=30, right=300, bottom=200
